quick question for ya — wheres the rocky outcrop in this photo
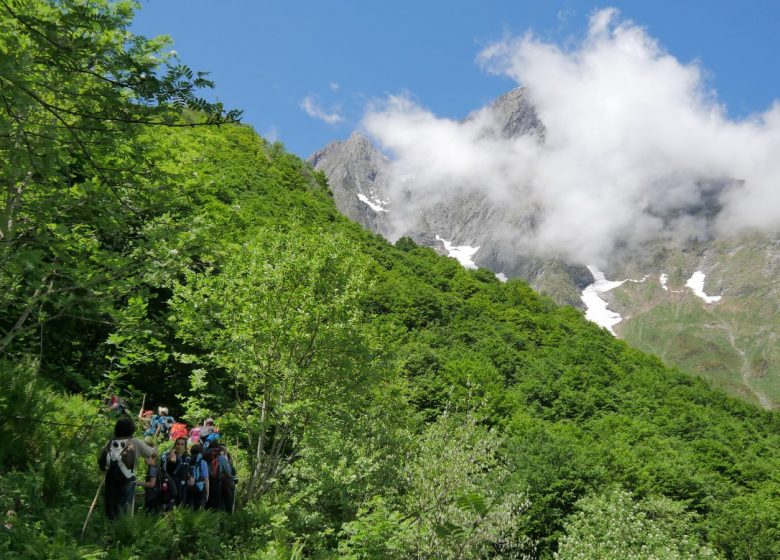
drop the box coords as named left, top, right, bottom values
left=309, top=132, right=393, bottom=237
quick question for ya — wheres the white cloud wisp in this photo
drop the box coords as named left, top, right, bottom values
left=300, top=95, right=344, bottom=124
left=362, top=8, right=780, bottom=265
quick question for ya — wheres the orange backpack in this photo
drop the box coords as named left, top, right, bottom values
left=169, top=422, right=189, bottom=441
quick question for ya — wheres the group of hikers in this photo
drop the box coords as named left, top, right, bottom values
left=98, top=401, right=237, bottom=520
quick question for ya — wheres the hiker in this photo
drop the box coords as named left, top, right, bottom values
left=200, top=417, right=215, bottom=439
left=98, top=417, right=156, bottom=519
left=188, top=443, right=209, bottom=510
left=137, top=451, right=161, bottom=513
left=138, top=448, right=180, bottom=514
left=162, top=437, right=193, bottom=507
left=138, top=409, right=153, bottom=432
left=204, top=442, right=235, bottom=513
left=221, top=447, right=238, bottom=513
left=200, top=417, right=221, bottom=447
left=144, top=407, right=174, bottom=439
left=105, top=394, right=127, bottom=417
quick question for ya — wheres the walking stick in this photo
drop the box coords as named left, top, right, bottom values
left=81, top=477, right=105, bottom=540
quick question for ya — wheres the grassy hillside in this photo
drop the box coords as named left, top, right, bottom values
left=613, top=234, right=780, bottom=409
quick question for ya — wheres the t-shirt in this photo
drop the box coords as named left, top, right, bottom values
left=145, top=465, right=160, bottom=503
left=128, top=437, right=155, bottom=468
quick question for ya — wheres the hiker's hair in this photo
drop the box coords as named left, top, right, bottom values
left=114, top=417, right=135, bottom=438
left=174, top=437, right=187, bottom=446
left=191, top=443, right=203, bottom=455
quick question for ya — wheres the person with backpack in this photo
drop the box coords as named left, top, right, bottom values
left=137, top=450, right=161, bottom=513
left=137, top=449, right=179, bottom=513
left=144, top=406, right=174, bottom=439
left=188, top=443, right=209, bottom=510
left=105, top=394, right=127, bottom=417
left=162, top=437, right=193, bottom=507
left=221, top=448, right=238, bottom=513
left=98, top=417, right=156, bottom=519
left=204, top=442, right=235, bottom=513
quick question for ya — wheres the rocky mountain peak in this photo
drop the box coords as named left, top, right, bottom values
left=308, top=132, right=392, bottom=236
left=469, top=86, right=544, bottom=139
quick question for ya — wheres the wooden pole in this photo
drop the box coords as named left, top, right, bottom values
left=80, top=477, right=105, bottom=540
left=137, top=394, right=146, bottom=418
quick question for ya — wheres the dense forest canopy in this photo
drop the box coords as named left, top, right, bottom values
left=1, top=2, right=779, bottom=559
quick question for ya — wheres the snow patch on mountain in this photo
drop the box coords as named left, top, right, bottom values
left=686, top=271, right=722, bottom=303
left=660, top=273, right=669, bottom=291
left=581, top=266, right=627, bottom=334
left=496, top=272, right=508, bottom=282
left=435, top=235, right=479, bottom=269
left=357, top=193, right=389, bottom=213
left=581, top=268, right=648, bottom=334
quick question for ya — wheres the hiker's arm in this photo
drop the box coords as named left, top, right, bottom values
left=204, top=477, right=209, bottom=501
left=137, top=475, right=156, bottom=489
left=132, top=437, right=156, bottom=459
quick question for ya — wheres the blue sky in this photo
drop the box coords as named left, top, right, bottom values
left=131, top=0, right=780, bottom=158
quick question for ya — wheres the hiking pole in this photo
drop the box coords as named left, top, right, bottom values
left=81, top=477, right=105, bottom=540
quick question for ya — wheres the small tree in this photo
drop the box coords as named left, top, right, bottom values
left=171, top=226, right=375, bottom=502
left=555, top=487, right=722, bottom=560
left=340, top=412, right=533, bottom=559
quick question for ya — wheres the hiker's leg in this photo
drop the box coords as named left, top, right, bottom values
left=188, top=486, right=203, bottom=510
left=104, top=481, right=119, bottom=520
left=223, top=488, right=234, bottom=513
left=176, top=479, right=187, bottom=507
left=117, top=480, right=136, bottom=516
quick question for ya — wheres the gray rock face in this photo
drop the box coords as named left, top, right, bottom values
left=469, top=86, right=545, bottom=139
left=309, top=132, right=393, bottom=237
left=308, top=87, right=587, bottom=307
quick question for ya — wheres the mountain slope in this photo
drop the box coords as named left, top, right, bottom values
left=312, top=88, right=780, bottom=409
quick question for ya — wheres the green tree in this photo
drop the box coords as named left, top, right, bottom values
left=171, top=226, right=376, bottom=502
left=340, top=412, right=532, bottom=559
left=556, top=487, right=721, bottom=560
left=0, top=0, right=238, bottom=364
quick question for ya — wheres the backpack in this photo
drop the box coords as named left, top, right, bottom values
left=157, top=465, right=178, bottom=507
left=169, top=422, right=188, bottom=441
left=98, top=439, right=136, bottom=485
left=189, top=427, right=201, bottom=444
left=191, top=453, right=205, bottom=484
left=144, top=415, right=160, bottom=436
left=203, top=432, right=221, bottom=446
left=146, top=463, right=179, bottom=508
left=202, top=447, right=224, bottom=507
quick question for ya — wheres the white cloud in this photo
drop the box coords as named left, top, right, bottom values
left=329, top=82, right=340, bottom=91
left=362, top=8, right=780, bottom=265
left=300, top=95, right=344, bottom=124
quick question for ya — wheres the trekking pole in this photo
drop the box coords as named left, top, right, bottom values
left=138, top=394, right=146, bottom=418
left=80, top=477, right=105, bottom=540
